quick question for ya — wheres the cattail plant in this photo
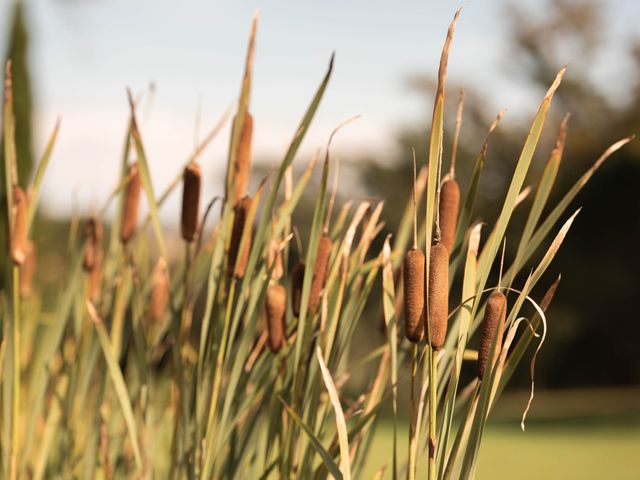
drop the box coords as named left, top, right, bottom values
left=10, top=185, right=28, bottom=265
left=82, top=217, right=103, bottom=272
left=477, top=290, right=507, bottom=379
left=404, top=151, right=425, bottom=342
left=120, top=162, right=142, bottom=244
left=427, top=241, right=449, bottom=349
left=232, top=112, right=254, bottom=203
left=0, top=9, right=632, bottom=480
left=438, top=90, right=464, bottom=253
left=439, top=179, right=460, bottom=253
left=229, top=195, right=253, bottom=279
left=290, top=261, right=305, bottom=316
left=181, top=162, right=201, bottom=242
left=150, top=257, right=170, bottom=321
left=265, top=283, right=286, bottom=352
left=308, top=234, right=332, bottom=314
left=83, top=216, right=104, bottom=302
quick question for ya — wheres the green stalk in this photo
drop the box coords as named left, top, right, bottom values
left=428, top=348, right=437, bottom=480
left=202, top=278, right=237, bottom=477
left=407, top=344, right=418, bottom=480
left=10, top=265, right=20, bottom=480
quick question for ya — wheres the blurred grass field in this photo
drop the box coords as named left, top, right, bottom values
left=364, top=387, right=640, bottom=479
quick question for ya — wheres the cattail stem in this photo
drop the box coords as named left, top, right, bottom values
left=428, top=347, right=438, bottom=480
left=10, top=265, right=21, bottom=480
left=408, top=344, right=419, bottom=480
left=202, top=278, right=237, bottom=477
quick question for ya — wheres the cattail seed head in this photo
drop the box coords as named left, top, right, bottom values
left=20, top=241, right=36, bottom=298
left=290, top=262, right=305, bottom=317
left=265, top=283, right=287, bottom=353
left=308, top=235, right=332, bottom=314
left=120, top=162, right=142, bottom=244
left=403, top=248, right=425, bottom=343
left=88, top=260, right=102, bottom=302
left=477, top=291, right=507, bottom=380
left=181, top=162, right=201, bottom=242
left=229, top=195, right=253, bottom=279
left=10, top=185, right=28, bottom=265
left=150, top=258, right=170, bottom=321
left=439, top=178, right=460, bottom=253
left=83, top=217, right=104, bottom=272
left=233, top=111, right=253, bottom=203
left=427, top=242, right=449, bottom=349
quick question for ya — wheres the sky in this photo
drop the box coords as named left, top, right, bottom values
left=0, top=0, right=638, bottom=222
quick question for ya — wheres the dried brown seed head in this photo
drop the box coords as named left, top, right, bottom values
left=477, top=291, right=507, bottom=380
left=88, top=261, right=102, bottom=303
left=308, top=235, right=332, bottom=314
left=439, top=178, right=460, bottom=253
left=229, top=195, right=253, bottom=279
left=181, top=162, right=202, bottom=242
left=233, top=111, right=253, bottom=203
left=403, top=248, right=425, bottom=343
left=120, top=163, right=142, bottom=244
left=150, top=258, right=170, bottom=321
left=265, top=283, right=287, bottom=353
left=83, top=217, right=104, bottom=272
left=11, top=186, right=28, bottom=265
left=427, top=242, right=449, bottom=349
left=290, top=262, right=305, bottom=317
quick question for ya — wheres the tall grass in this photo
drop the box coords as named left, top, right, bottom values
left=0, top=9, right=634, bottom=480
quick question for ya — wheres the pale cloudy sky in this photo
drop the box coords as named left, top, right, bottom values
left=0, top=0, right=637, bottom=222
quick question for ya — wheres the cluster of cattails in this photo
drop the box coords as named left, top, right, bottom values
left=120, top=162, right=142, bottom=244
left=181, top=162, right=201, bottom=243
left=83, top=216, right=104, bottom=302
left=477, top=290, right=507, bottom=379
left=228, top=195, right=253, bottom=279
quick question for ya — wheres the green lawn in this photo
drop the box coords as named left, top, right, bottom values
left=362, top=389, right=640, bottom=479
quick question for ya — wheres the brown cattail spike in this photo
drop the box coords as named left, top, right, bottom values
left=439, top=178, right=460, bottom=253
left=150, top=258, right=170, bottom=321
left=290, top=262, right=305, bottom=317
left=20, top=241, right=36, bottom=297
left=477, top=291, right=507, bottom=379
left=265, top=283, right=287, bottom=352
left=233, top=112, right=253, bottom=203
left=10, top=186, right=28, bottom=265
left=403, top=248, right=425, bottom=342
left=308, top=235, right=332, bottom=314
left=88, top=260, right=103, bottom=303
left=120, top=162, right=142, bottom=243
left=181, top=162, right=201, bottom=242
left=229, top=196, right=253, bottom=279
left=83, top=217, right=104, bottom=272
left=427, top=242, right=449, bottom=349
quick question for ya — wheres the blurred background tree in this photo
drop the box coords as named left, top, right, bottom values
left=358, top=0, right=640, bottom=388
